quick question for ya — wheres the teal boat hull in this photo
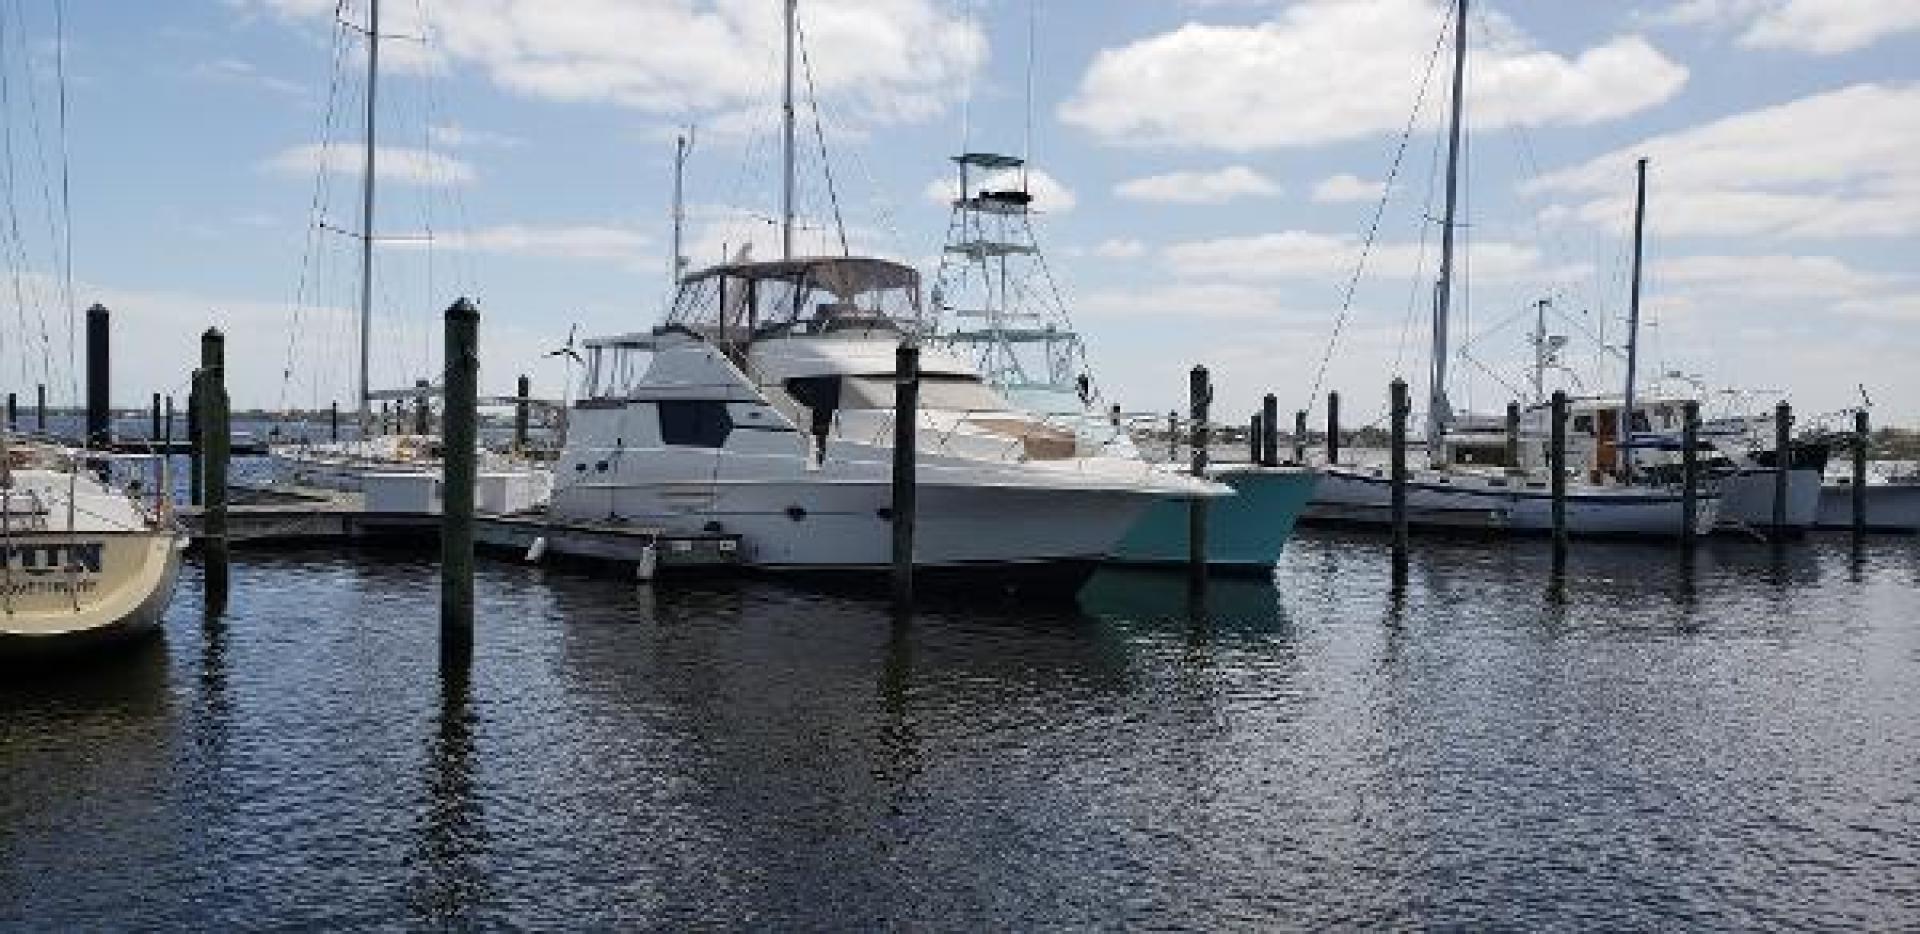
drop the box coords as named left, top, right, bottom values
left=1108, top=466, right=1318, bottom=573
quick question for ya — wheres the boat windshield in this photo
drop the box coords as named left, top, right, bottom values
left=668, top=256, right=922, bottom=342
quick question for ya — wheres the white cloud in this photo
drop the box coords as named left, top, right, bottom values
left=1652, top=0, right=1920, bottom=53
left=428, top=123, right=524, bottom=149
left=262, top=143, right=477, bottom=186
left=238, top=0, right=984, bottom=127
left=1059, top=0, right=1687, bottom=151
left=1529, top=83, right=1920, bottom=239
left=923, top=168, right=1077, bottom=214
left=389, top=224, right=651, bottom=261
left=1311, top=173, right=1387, bottom=203
left=1078, top=282, right=1302, bottom=320
left=1114, top=166, right=1281, bottom=204
left=1162, top=230, right=1545, bottom=283
left=1655, top=254, right=1899, bottom=301
left=188, top=57, right=305, bottom=96
left=1091, top=238, right=1147, bottom=259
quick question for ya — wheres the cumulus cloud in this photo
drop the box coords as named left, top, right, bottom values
left=263, top=143, right=477, bottom=186
left=1529, top=83, right=1920, bottom=239
left=238, top=0, right=985, bottom=127
left=388, top=224, right=651, bottom=261
left=1091, top=238, right=1148, bottom=259
left=1162, top=230, right=1545, bottom=283
left=1653, top=0, right=1920, bottom=53
left=1114, top=166, right=1281, bottom=204
left=1059, top=0, right=1686, bottom=150
left=1311, top=173, right=1388, bottom=203
left=1655, top=254, right=1899, bottom=301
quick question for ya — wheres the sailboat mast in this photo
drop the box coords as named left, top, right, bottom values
left=780, top=0, right=796, bottom=261
left=1532, top=297, right=1550, bottom=403
left=1427, top=0, right=1467, bottom=467
left=357, top=0, right=380, bottom=430
left=1622, top=155, right=1649, bottom=480
left=670, top=129, right=691, bottom=292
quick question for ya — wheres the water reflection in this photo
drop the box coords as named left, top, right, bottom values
left=409, top=659, right=489, bottom=926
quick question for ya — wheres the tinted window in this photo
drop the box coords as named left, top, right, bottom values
left=657, top=400, right=733, bottom=448
left=1572, top=415, right=1594, bottom=434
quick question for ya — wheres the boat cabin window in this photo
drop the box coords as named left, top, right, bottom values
left=841, top=374, right=1008, bottom=413
left=1572, top=414, right=1594, bottom=435
left=657, top=400, right=733, bottom=448
left=584, top=343, right=655, bottom=400
left=1628, top=410, right=1652, bottom=433
left=668, top=257, right=922, bottom=340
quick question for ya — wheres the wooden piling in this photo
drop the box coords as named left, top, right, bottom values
left=1292, top=410, right=1306, bottom=465
left=1248, top=413, right=1261, bottom=463
left=1390, top=379, right=1409, bottom=560
left=1326, top=391, right=1341, bottom=465
left=330, top=400, right=340, bottom=442
left=414, top=378, right=431, bottom=436
left=187, top=377, right=203, bottom=506
left=1261, top=393, right=1279, bottom=467
left=199, top=328, right=230, bottom=615
left=513, top=374, right=531, bottom=453
left=1550, top=390, right=1569, bottom=559
left=149, top=393, right=161, bottom=441
left=1504, top=401, right=1521, bottom=473
left=34, top=383, right=45, bottom=433
left=85, top=304, right=110, bottom=448
left=1167, top=410, right=1178, bottom=463
left=891, top=343, right=920, bottom=610
left=1682, top=400, right=1700, bottom=547
left=5, top=392, right=14, bottom=432
left=1772, top=401, right=1791, bottom=539
left=1188, top=365, right=1212, bottom=589
left=1853, top=409, right=1869, bottom=536
left=442, top=299, right=480, bottom=656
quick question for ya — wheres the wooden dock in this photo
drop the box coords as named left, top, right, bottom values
left=176, top=485, right=742, bottom=573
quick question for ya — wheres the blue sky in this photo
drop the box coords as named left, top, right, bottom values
left=2, top=0, right=1915, bottom=430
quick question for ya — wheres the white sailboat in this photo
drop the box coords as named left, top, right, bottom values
left=545, top=1, right=1222, bottom=588
left=1307, top=0, right=1706, bottom=538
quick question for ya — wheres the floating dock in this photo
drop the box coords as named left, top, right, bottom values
left=176, top=485, right=742, bottom=572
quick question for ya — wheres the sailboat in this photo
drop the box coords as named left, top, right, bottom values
left=267, top=0, right=549, bottom=513
left=1304, top=0, right=1707, bottom=538
left=544, top=0, right=1223, bottom=589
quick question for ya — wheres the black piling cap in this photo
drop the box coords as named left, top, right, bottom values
left=446, top=297, right=480, bottom=321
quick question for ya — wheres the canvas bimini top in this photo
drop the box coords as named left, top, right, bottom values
left=667, top=255, right=923, bottom=343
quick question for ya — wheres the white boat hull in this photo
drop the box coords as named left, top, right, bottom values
left=1714, top=469, right=1823, bottom=533
left=1815, top=482, right=1920, bottom=531
left=553, top=477, right=1152, bottom=571
left=1304, top=466, right=1709, bottom=537
left=0, top=531, right=186, bottom=657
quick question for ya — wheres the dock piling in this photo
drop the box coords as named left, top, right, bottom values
left=1292, top=410, right=1306, bottom=465
left=150, top=393, right=161, bottom=441
left=330, top=401, right=340, bottom=442
left=199, top=328, right=230, bottom=615
left=1248, top=413, right=1261, bottom=463
left=414, top=379, right=431, bottom=436
left=34, top=383, right=44, bottom=433
left=5, top=392, right=14, bottom=432
left=1505, top=401, right=1521, bottom=473
left=442, top=299, right=480, bottom=658
left=1326, top=391, right=1341, bottom=465
left=1772, top=401, right=1791, bottom=540
left=514, top=374, right=531, bottom=453
left=1261, top=393, right=1278, bottom=467
left=1853, top=409, right=1869, bottom=536
left=1167, top=410, right=1178, bottom=462
left=1550, top=390, right=1569, bottom=561
left=1682, top=400, right=1700, bottom=547
left=1390, top=379, right=1409, bottom=563
left=187, top=377, right=203, bottom=506
left=85, top=304, right=110, bottom=448
left=891, top=343, right=920, bottom=611
left=1188, top=365, right=1212, bottom=590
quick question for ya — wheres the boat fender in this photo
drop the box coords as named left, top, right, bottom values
left=525, top=536, right=548, bottom=563
left=636, top=543, right=659, bottom=582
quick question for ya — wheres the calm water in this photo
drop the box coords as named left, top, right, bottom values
left=4, top=533, right=1917, bottom=929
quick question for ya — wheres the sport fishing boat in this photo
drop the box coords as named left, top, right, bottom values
left=548, top=255, right=1222, bottom=587
left=1, top=440, right=185, bottom=657
left=929, top=151, right=1316, bottom=571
